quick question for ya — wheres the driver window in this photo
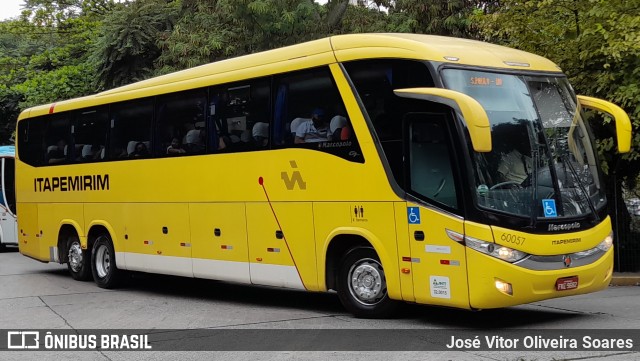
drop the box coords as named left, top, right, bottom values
left=407, top=113, right=458, bottom=210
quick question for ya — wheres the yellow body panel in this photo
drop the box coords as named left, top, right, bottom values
left=330, top=33, right=560, bottom=72
left=492, top=217, right=611, bottom=256
left=466, top=218, right=613, bottom=308
left=123, top=203, right=192, bottom=276
left=84, top=203, right=127, bottom=255
left=393, top=202, right=414, bottom=302
left=189, top=203, right=249, bottom=263
left=467, top=247, right=613, bottom=309
left=408, top=205, right=469, bottom=309
left=246, top=202, right=318, bottom=290
left=17, top=203, right=40, bottom=261
left=314, top=202, right=401, bottom=300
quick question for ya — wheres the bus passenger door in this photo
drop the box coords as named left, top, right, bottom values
left=404, top=113, right=470, bottom=309
left=407, top=207, right=468, bottom=308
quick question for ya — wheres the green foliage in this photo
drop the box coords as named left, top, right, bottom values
left=91, top=0, right=179, bottom=89
left=333, top=4, right=390, bottom=34
left=13, top=63, right=94, bottom=109
left=0, top=2, right=105, bottom=142
left=388, top=0, right=474, bottom=36
left=156, top=0, right=322, bottom=73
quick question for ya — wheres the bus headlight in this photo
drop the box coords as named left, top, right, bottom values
left=465, top=236, right=528, bottom=263
left=596, top=232, right=614, bottom=252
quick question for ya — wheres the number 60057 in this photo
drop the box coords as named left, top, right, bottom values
left=500, top=233, right=525, bottom=245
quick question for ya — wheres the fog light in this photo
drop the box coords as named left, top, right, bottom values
left=495, top=278, right=513, bottom=296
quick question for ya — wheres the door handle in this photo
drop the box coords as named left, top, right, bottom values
left=414, top=230, right=425, bottom=241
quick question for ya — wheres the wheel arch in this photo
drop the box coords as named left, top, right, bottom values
left=57, top=222, right=83, bottom=264
left=86, top=222, right=121, bottom=266
left=322, top=227, right=400, bottom=300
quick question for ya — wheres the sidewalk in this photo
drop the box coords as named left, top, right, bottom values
left=610, top=273, right=640, bottom=286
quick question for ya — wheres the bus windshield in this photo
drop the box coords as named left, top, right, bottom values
left=442, top=69, right=605, bottom=220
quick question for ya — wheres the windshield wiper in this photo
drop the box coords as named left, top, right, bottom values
left=529, top=148, right=539, bottom=228
left=561, top=154, right=600, bottom=222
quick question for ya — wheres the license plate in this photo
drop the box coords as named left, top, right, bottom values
left=556, top=276, right=578, bottom=291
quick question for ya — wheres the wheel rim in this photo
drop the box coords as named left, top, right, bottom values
left=68, top=241, right=83, bottom=273
left=95, top=243, right=110, bottom=279
left=348, top=257, right=387, bottom=306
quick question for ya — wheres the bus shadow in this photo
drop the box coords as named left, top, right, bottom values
left=124, top=272, right=346, bottom=315
left=400, top=302, right=585, bottom=328
left=35, top=268, right=589, bottom=326
left=0, top=245, right=19, bottom=253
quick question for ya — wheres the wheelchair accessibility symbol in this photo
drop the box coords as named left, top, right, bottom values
left=408, top=207, right=421, bottom=224
left=542, top=199, right=557, bottom=217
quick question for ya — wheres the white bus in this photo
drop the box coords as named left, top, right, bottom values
left=0, top=145, right=17, bottom=251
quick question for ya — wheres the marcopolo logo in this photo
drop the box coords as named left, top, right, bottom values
left=548, top=222, right=581, bottom=232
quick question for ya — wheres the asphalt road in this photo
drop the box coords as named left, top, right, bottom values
left=1, top=246, right=639, bottom=360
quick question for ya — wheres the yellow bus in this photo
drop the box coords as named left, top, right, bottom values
left=16, top=33, right=631, bottom=317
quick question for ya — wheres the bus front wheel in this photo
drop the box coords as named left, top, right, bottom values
left=67, top=236, right=91, bottom=281
left=336, top=247, right=397, bottom=318
left=91, top=234, right=122, bottom=289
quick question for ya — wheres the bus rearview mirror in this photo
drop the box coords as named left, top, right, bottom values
left=394, top=88, right=492, bottom=152
left=577, top=95, right=632, bottom=154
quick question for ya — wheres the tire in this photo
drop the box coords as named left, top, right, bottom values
left=336, top=247, right=397, bottom=318
left=91, top=234, right=122, bottom=289
left=66, top=236, right=91, bottom=281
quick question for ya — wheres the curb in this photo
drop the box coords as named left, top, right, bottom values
left=610, top=273, right=640, bottom=286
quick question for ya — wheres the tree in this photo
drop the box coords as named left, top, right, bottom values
left=91, top=0, right=179, bottom=89
left=0, top=3, right=102, bottom=142
left=156, top=0, right=323, bottom=73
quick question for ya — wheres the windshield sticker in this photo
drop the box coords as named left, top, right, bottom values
left=407, top=207, right=420, bottom=224
left=543, top=199, right=558, bottom=217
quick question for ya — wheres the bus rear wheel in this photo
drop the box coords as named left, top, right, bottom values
left=336, top=247, right=397, bottom=318
left=91, top=234, right=122, bottom=289
left=67, top=236, right=91, bottom=281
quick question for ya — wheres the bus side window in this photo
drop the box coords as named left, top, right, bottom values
left=17, top=118, right=46, bottom=167
left=44, top=115, right=72, bottom=165
left=407, top=113, right=459, bottom=210
left=110, top=98, right=154, bottom=160
left=274, top=67, right=363, bottom=162
left=210, top=77, right=271, bottom=153
left=156, top=90, right=207, bottom=156
left=343, top=59, right=435, bottom=185
left=73, top=107, right=109, bottom=163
